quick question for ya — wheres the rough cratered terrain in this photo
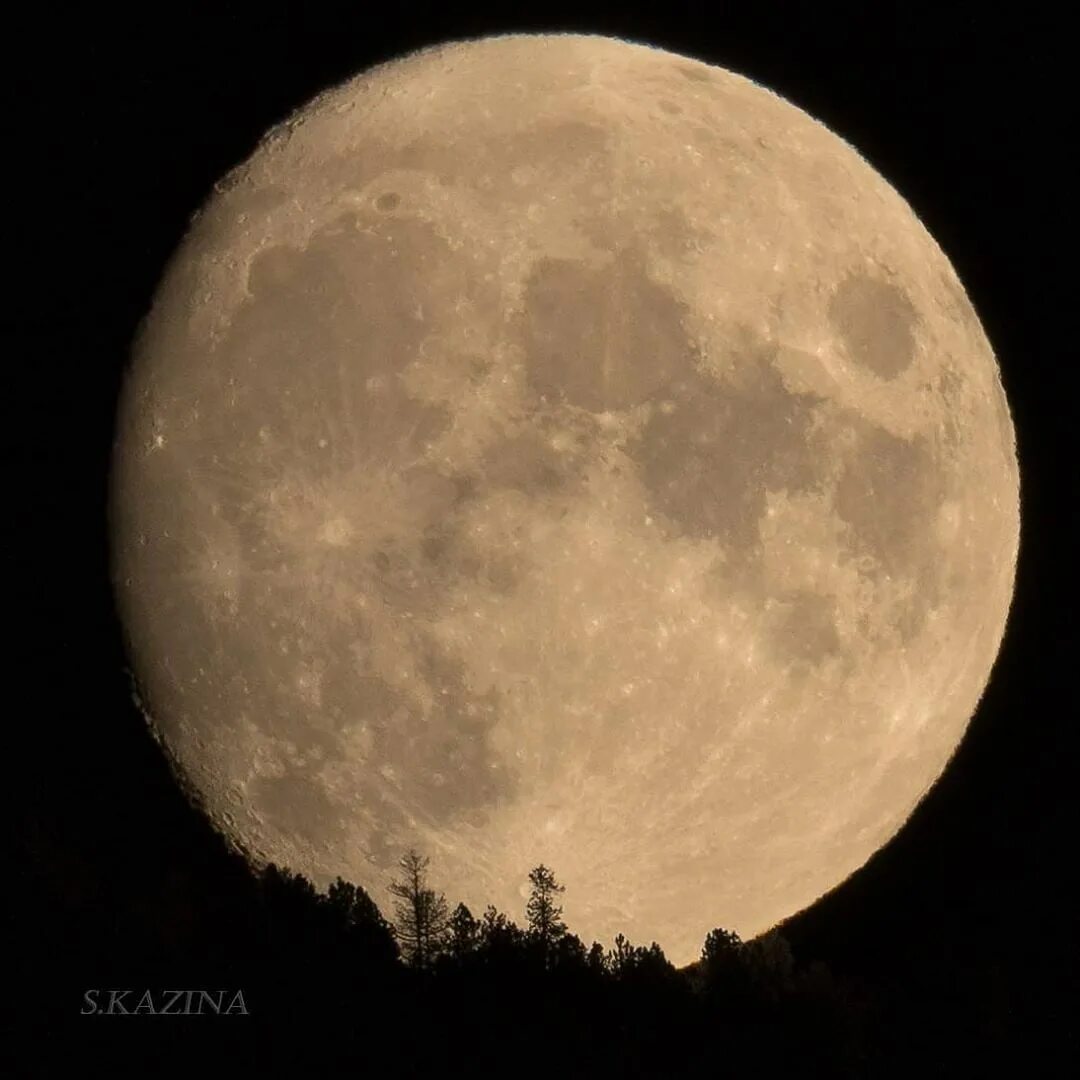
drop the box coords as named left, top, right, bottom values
left=110, top=33, right=1019, bottom=966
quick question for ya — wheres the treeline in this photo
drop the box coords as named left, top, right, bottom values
left=234, top=851, right=865, bottom=1077
left=14, top=832, right=1018, bottom=1078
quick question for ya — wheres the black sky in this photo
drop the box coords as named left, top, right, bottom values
left=9, top=0, right=1074, bottom=1059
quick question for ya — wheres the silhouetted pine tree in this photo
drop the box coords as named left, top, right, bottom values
left=696, top=925, right=755, bottom=1012
left=323, top=877, right=399, bottom=970
left=741, top=929, right=796, bottom=1002
left=609, top=932, right=637, bottom=978
left=525, top=864, right=567, bottom=966
left=606, top=934, right=677, bottom=987
left=548, top=930, right=587, bottom=972
left=258, top=864, right=321, bottom=956
left=586, top=940, right=608, bottom=976
left=446, top=902, right=480, bottom=963
left=476, top=904, right=528, bottom=975
left=387, top=849, right=449, bottom=969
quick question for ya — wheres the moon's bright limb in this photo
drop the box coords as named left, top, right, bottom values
left=109, top=34, right=1019, bottom=967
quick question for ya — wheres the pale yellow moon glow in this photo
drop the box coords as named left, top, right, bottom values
left=109, top=33, right=1019, bottom=967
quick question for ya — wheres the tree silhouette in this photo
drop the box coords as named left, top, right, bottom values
left=607, top=933, right=677, bottom=987
left=323, top=876, right=399, bottom=970
left=525, top=864, right=567, bottom=964
left=476, top=904, right=528, bottom=974
left=387, top=849, right=449, bottom=969
left=609, top=932, right=638, bottom=978
left=699, top=926, right=749, bottom=1000
left=548, top=930, right=588, bottom=972
left=258, top=863, right=321, bottom=961
left=481, top=905, right=524, bottom=946
left=742, top=928, right=796, bottom=1002
left=586, top=940, right=608, bottom=976
left=701, top=926, right=743, bottom=965
left=446, top=901, right=480, bottom=962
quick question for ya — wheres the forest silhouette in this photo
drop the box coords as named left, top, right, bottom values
left=202, top=850, right=863, bottom=1076
left=13, top=781, right=1034, bottom=1079
left=15, top=823, right=935, bottom=1079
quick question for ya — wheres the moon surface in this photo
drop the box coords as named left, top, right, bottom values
left=109, top=33, right=1019, bottom=966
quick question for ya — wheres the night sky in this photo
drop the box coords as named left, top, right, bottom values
left=10, top=1, right=1073, bottom=1066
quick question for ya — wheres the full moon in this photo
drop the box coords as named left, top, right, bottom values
left=109, top=33, right=1019, bottom=966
